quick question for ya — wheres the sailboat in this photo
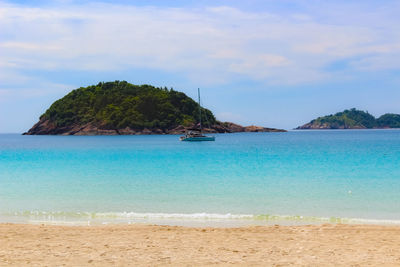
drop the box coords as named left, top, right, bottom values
left=180, top=88, right=215, bottom=141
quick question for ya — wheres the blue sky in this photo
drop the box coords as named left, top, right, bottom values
left=1, top=0, right=400, bottom=132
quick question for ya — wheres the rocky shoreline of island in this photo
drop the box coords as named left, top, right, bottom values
left=23, top=118, right=286, bottom=135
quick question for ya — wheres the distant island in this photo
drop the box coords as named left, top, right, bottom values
left=297, top=108, right=400, bottom=129
left=24, top=81, right=286, bottom=135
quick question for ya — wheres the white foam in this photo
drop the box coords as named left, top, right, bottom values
left=95, top=212, right=254, bottom=220
left=4, top=211, right=400, bottom=226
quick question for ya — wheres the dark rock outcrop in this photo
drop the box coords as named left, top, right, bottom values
left=24, top=118, right=286, bottom=135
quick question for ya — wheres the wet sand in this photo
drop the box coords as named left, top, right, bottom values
left=1, top=223, right=400, bottom=266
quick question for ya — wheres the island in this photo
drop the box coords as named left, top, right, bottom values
left=24, top=81, right=286, bottom=135
left=296, top=108, right=400, bottom=129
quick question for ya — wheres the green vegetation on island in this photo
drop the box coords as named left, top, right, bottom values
left=42, top=81, right=215, bottom=130
left=297, top=108, right=400, bottom=129
left=25, top=81, right=286, bottom=135
left=376, top=113, right=400, bottom=128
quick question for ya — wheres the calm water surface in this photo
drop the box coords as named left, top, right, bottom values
left=0, top=130, right=399, bottom=226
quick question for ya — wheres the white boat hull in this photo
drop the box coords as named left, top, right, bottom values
left=180, top=136, right=215, bottom=141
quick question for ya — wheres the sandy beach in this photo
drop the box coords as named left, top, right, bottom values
left=0, top=223, right=399, bottom=266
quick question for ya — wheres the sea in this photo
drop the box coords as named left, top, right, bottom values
left=0, top=130, right=399, bottom=227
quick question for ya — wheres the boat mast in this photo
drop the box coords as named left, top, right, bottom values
left=198, top=88, right=202, bottom=133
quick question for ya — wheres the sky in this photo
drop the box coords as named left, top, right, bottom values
left=1, top=0, right=400, bottom=132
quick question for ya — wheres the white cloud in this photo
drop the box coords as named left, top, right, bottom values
left=350, top=53, right=400, bottom=71
left=0, top=67, right=72, bottom=101
left=0, top=1, right=399, bottom=87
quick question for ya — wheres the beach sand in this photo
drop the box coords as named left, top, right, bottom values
left=1, top=223, right=400, bottom=266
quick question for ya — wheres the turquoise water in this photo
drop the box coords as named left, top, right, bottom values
left=0, top=130, right=399, bottom=226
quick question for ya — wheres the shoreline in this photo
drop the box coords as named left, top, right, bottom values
left=3, top=211, right=400, bottom=228
left=1, top=223, right=400, bottom=265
